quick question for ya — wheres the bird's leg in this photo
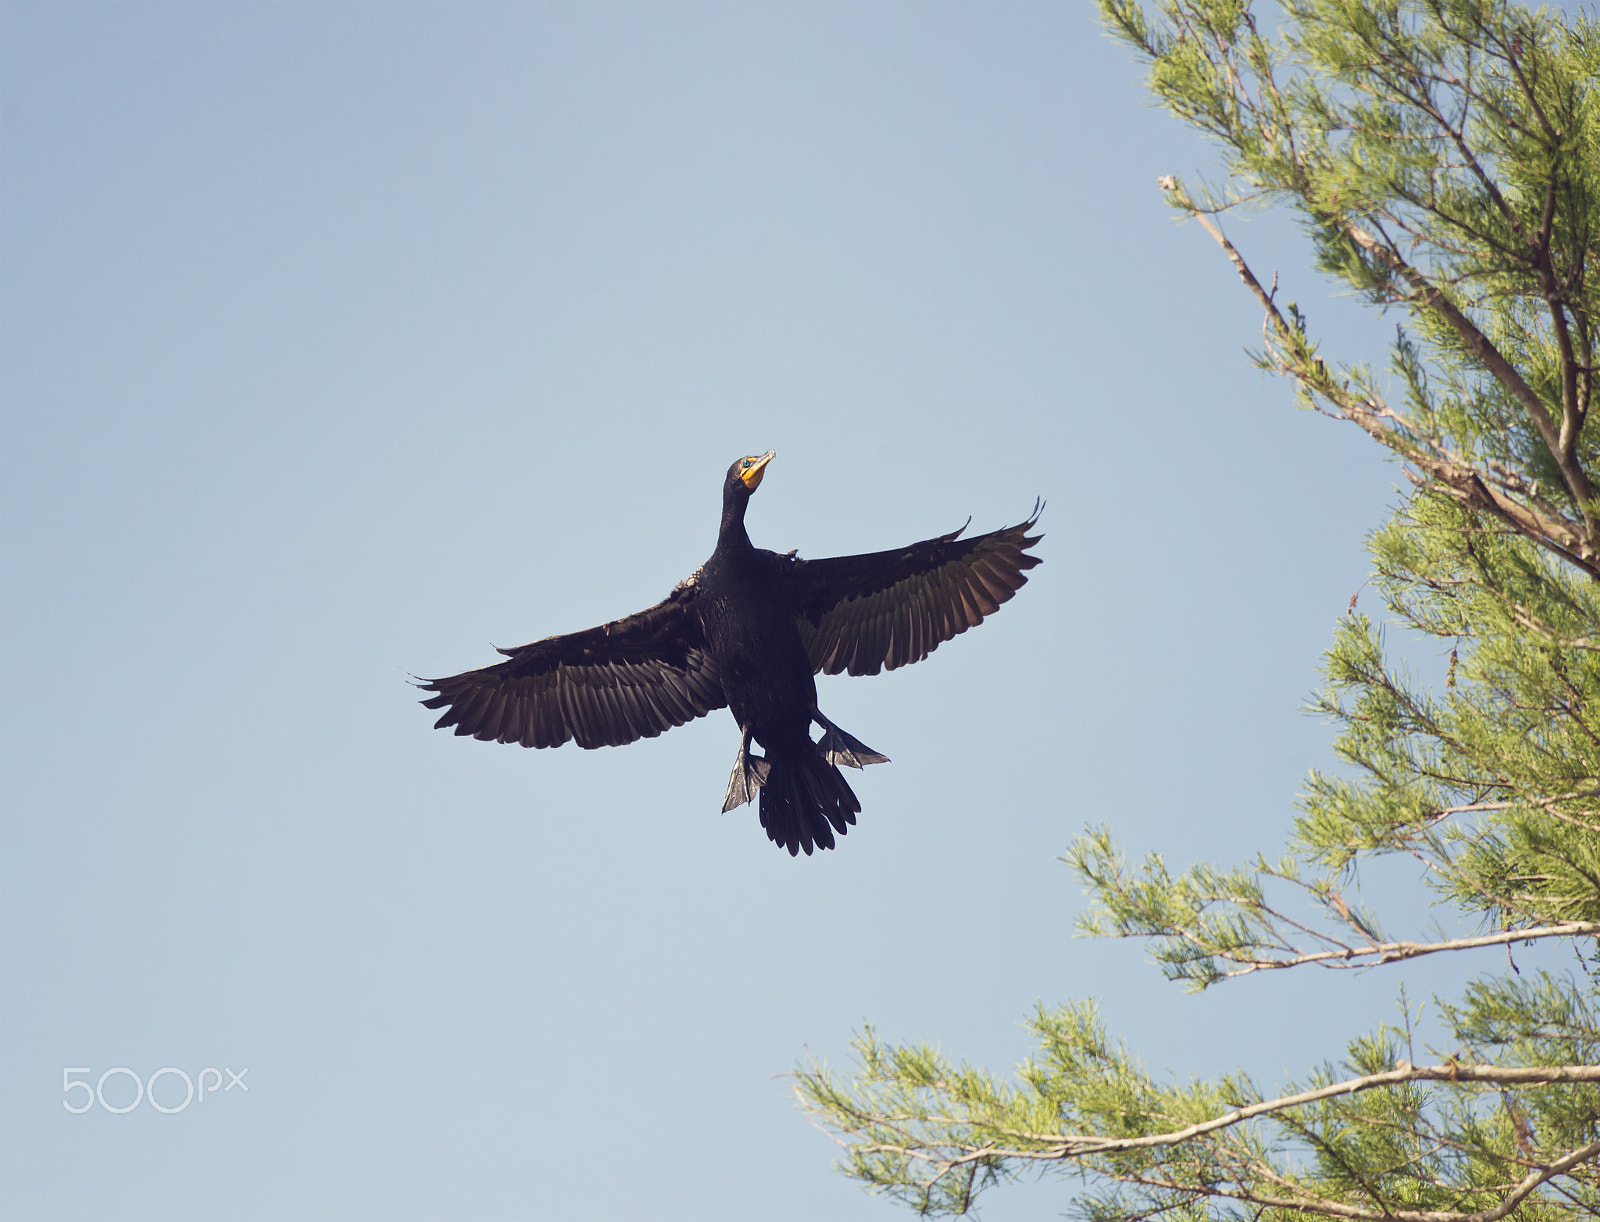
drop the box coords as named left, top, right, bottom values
left=721, top=725, right=772, bottom=812
left=811, top=708, right=890, bottom=768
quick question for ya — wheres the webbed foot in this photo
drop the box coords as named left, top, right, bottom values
left=721, top=727, right=772, bottom=812
left=811, top=709, right=890, bottom=769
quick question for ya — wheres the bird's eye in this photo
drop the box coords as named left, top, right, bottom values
left=742, top=460, right=751, bottom=469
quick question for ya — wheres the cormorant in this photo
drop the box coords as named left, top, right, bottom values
left=420, top=451, right=1042, bottom=855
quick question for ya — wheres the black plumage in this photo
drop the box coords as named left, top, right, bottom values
left=419, top=451, right=1043, bottom=855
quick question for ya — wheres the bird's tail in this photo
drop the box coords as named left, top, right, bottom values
left=758, top=750, right=861, bottom=856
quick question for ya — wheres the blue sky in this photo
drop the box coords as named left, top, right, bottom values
left=0, top=3, right=1511, bottom=1219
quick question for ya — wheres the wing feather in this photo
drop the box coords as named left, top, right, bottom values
left=418, top=582, right=727, bottom=750
left=789, top=504, right=1042, bottom=678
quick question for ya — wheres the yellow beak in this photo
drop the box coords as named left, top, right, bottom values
left=741, top=449, right=775, bottom=491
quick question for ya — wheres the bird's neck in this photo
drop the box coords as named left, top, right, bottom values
left=718, top=494, right=754, bottom=553
left=720, top=489, right=755, bottom=556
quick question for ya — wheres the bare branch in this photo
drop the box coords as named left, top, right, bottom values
left=1343, top=220, right=1597, bottom=535
left=1165, top=185, right=1600, bottom=577
left=1201, top=920, right=1600, bottom=979
left=810, top=1061, right=1600, bottom=1160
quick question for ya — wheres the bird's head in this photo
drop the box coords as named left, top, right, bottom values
left=726, top=450, right=775, bottom=496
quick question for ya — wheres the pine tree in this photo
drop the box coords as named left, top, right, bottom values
left=795, top=0, right=1600, bottom=1216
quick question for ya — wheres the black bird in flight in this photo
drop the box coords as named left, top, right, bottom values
left=420, top=451, right=1042, bottom=855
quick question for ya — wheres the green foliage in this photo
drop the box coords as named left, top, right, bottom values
left=1305, top=491, right=1600, bottom=930
left=795, top=0, right=1600, bottom=1216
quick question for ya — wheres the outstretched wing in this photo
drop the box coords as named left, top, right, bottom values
left=418, top=582, right=726, bottom=749
left=788, top=503, right=1043, bottom=677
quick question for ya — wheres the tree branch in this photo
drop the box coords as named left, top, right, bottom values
left=810, top=1061, right=1600, bottom=1161
left=1164, top=183, right=1600, bottom=576
left=1093, top=1138, right=1600, bottom=1222
left=1197, top=920, right=1600, bottom=979
left=1342, top=219, right=1597, bottom=534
